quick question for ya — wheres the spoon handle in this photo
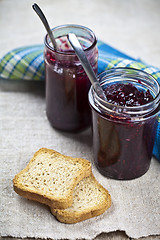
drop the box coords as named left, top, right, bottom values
left=68, top=33, right=97, bottom=86
left=32, top=3, right=57, bottom=50
left=68, top=33, right=106, bottom=100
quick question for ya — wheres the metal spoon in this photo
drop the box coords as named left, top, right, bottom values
left=68, top=33, right=107, bottom=100
left=32, top=3, right=57, bottom=50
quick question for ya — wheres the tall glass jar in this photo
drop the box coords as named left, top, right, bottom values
left=89, top=68, right=160, bottom=180
left=44, top=24, right=98, bottom=132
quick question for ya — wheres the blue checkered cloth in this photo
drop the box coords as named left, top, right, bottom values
left=0, top=41, right=160, bottom=160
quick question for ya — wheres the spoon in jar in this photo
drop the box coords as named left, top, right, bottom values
left=32, top=3, right=57, bottom=50
left=68, top=33, right=107, bottom=100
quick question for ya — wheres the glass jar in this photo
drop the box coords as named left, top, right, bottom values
left=44, top=24, right=98, bottom=132
left=89, top=68, right=160, bottom=180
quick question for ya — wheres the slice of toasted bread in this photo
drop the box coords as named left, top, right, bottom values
left=13, top=148, right=92, bottom=209
left=51, top=174, right=111, bottom=223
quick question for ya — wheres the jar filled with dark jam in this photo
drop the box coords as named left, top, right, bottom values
left=44, top=24, right=98, bottom=132
left=88, top=68, right=160, bottom=180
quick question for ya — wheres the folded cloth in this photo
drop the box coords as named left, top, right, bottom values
left=0, top=45, right=45, bottom=81
left=0, top=41, right=160, bottom=160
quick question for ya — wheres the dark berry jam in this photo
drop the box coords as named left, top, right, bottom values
left=92, top=112, right=157, bottom=180
left=89, top=78, right=159, bottom=180
left=44, top=34, right=98, bottom=132
left=104, top=83, right=153, bottom=106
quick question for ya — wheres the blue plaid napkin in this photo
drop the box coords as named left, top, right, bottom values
left=0, top=41, right=160, bottom=160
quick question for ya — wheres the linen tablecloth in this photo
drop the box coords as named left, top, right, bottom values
left=0, top=86, right=160, bottom=239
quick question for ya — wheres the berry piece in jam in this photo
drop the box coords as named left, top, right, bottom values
left=104, top=83, right=153, bottom=106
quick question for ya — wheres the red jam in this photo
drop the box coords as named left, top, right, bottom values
left=44, top=33, right=98, bottom=132
left=104, top=83, right=154, bottom=106
left=89, top=79, right=159, bottom=180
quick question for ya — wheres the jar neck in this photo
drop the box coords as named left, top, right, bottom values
left=44, top=24, right=97, bottom=56
left=89, top=68, right=160, bottom=122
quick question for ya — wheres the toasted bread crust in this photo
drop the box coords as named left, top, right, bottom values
left=51, top=174, right=111, bottom=223
left=13, top=148, right=92, bottom=209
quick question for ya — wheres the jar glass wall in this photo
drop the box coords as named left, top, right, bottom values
left=89, top=68, right=160, bottom=180
left=44, top=24, right=98, bottom=132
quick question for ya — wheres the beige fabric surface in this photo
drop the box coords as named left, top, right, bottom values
left=0, top=84, right=160, bottom=240
left=0, top=1, right=160, bottom=239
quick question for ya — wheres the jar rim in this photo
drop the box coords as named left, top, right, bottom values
left=89, top=67, right=160, bottom=120
left=44, top=24, right=97, bottom=55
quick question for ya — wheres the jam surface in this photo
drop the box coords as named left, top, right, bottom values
left=104, top=83, right=153, bottom=106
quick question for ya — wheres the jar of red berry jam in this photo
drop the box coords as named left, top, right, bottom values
left=44, top=24, right=98, bottom=132
left=88, top=68, right=160, bottom=180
